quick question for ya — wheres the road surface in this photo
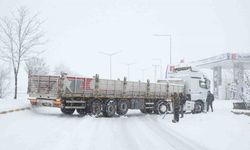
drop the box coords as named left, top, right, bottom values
left=0, top=100, right=249, bottom=150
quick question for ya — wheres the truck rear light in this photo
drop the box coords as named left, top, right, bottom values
left=30, top=99, right=37, bottom=105
left=53, top=99, right=62, bottom=108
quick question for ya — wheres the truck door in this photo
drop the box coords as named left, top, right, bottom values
left=189, top=77, right=204, bottom=100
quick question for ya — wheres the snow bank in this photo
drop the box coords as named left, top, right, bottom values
left=0, top=95, right=29, bottom=112
left=231, top=109, right=250, bottom=115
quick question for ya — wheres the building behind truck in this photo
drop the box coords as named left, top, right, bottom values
left=28, top=66, right=210, bottom=117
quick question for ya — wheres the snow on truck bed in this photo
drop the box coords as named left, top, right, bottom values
left=0, top=99, right=250, bottom=150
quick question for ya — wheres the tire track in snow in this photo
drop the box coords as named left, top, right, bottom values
left=84, top=116, right=145, bottom=150
left=54, top=116, right=101, bottom=150
left=84, top=117, right=115, bottom=150
left=155, top=119, right=209, bottom=150
left=116, top=117, right=141, bottom=150
left=121, top=115, right=169, bottom=150
left=28, top=108, right=100, bottom=150
left=146, top=117, right=208, bottom=150
left=134, top=115, right=176, bottom=150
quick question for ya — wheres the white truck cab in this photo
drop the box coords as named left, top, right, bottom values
left=167, top=66, right=210, bottom=113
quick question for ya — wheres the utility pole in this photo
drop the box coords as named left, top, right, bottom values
left=152, top=64, right=159, bottom=83
left=154, top=34, right=172, bottom=64
left=153, top=58, right=163, bottom=79
left=141, top=68, right=150, bottom=81
left=122, top=63, right=135, bottom=80
left=99, top=51, right=122, bottom=79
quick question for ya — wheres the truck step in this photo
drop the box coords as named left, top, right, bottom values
left=65, top=101, right=86, bottom=104
left=145, top=106, right=154, bottom=109
left=145, top=102, right=154, bottom=105
left=145, top=102, right=155, bottom=106
left=65, top=106, right=86, bottom=109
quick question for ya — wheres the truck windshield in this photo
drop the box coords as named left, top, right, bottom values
left=199, top=78, right=210, bottom=89
left=199, top=80, right=209, bottom=89
left=199, top=80, right=206, bottom=89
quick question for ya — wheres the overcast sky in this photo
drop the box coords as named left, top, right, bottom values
left=1, top=0, right=250, bottom=90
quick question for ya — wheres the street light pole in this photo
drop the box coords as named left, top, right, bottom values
left=154, top=34, right=172, bottom=64
left=152, top=64, right=160, bottom=83
left=99, top=51, right=122, bottom=79
left=110, top=56, right=112, bottom=79
left=141, top=68, right=150, bottom=81
left=153, top=58, right=163, bottom=80
left=122, top=63, right=135, bottom=80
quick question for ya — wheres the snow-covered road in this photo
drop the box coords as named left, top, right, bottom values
left=0, top=99, right=250, bottom=150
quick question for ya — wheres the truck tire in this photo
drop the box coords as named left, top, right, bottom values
left=61, top=107, right=75, bottom=115
left=194, top=101, right=204, bottom=113
left=156, top=101, right=169, bottom=114
left=77, top=109, right=86, bottom=115
left=140, top=108, right=146, bottom=113
left=103, top=100, right=116, bottom=117
left=117, top=101, right=128, bottom=115
left=91, top=100, right=102, bottom=116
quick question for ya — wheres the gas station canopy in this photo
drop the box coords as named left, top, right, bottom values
left=192, top=53, right=250, bottom=70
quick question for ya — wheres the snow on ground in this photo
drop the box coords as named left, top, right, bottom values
left=0, top=97, right=30, bottom=112
left=0, top=99, right=250, bottom=150
left=158, top=100, right=250, bottom=150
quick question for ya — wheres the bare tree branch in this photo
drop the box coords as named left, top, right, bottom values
left=0, top=63, right=11, bottom=98
left=0, top=7, right=46, bottom=99
left=25, top=56, right=49, bottom=75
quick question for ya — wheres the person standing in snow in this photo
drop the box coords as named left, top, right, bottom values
left=179, top=93, right=187, bottom=118
left=172, top=92, right=180, bottom=123
left=206, top=91, right=214, bottom=112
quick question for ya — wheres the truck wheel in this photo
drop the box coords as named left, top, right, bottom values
left=117, top=101, right=128, bottom=115
left=194, top=101, right=204, bottom=113
left=156, top=101, right=169, bottom=114
left=104, top=100, right=116, bottom=117
left=154, top=109, right=159, bottom=114
left=140, top=108, right=146, bottom=113
left=61, top=107, right=75, bottom=115
left=77, top=109, right=86, bottom=115
left=91, top=100, right=102, bottom=116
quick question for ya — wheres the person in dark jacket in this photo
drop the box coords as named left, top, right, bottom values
left=172, top=92, right=180, bottom=123
left=179, top=93, right=187, bottom=118
left=206, top=91, right=214, bottom=112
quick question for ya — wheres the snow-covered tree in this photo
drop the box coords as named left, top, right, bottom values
left=0, top=7, right=46, bottom=99
left=54, top=64, right=72, bottom=75
left=25, top=57, right=49, bottom=75
left=0, top=64, right=11, bottom=98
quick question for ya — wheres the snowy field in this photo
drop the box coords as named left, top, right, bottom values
left=0, top=98, right=250, bottom=150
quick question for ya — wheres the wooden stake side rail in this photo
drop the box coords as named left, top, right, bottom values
left=28, top=74, right=184, bottom=100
